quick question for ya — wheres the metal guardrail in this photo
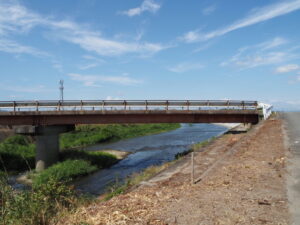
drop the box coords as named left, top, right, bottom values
left=0, top=100, right=258, bottom=112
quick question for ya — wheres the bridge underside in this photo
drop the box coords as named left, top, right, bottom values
left=0, top=110, right=259, bottom=125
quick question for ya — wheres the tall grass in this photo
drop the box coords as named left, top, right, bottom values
left=0, top=174, right=79, bottom=225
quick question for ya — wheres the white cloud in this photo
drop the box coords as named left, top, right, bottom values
left=79, top=55, right=106, bottom=70
left=0, top=38, right=48, bottom=56
left=221, top=37, right=295, bottom=69
left=275, top=64, right=300, bottom=73
left=79, top=63, right=99, bottom=70
left=1, top=84, right=51, bottom=93
left=68, top=73, right=141, bottom=86
left=120, top=0, right=161, bottom=17
left=228, top=52, right=290, bottom=68
left=258, top=37, right=288, bottom=50
left=168, top=62, right=204, bottom=73
left=106, top=96, right=121, bottom=100
left=0, top=1, right=167, bottom=57
left=202, top=5, right=216, bottom=16
left=182, top=0, right=300, bottom=43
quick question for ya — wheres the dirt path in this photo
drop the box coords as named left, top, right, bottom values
left=58, top=119, right=289, bottom=225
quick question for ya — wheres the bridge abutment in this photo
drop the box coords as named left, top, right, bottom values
left=14, top=125, right=74, bottom=172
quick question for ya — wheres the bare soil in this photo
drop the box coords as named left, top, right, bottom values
left=58, top=119, right=289, bottom=225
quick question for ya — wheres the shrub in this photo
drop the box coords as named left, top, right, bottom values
left=0, top=135, right=35, bottom=171
left=32, top=160, right=97, bottom=188
left=0, top=177, right=76, bottom=225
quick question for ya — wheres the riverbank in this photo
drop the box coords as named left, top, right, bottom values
left=73, top=123, right=227, bottom=195
left=60, top=123, right=180, bottom=150
left=0, top=123, right=181, bottom=225
left=59, top=118, right=289, bottom=224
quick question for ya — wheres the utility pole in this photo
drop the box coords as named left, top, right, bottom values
left=59, top=80, right=64, bottom=102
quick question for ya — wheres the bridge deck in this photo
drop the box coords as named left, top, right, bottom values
left=0, top=110, right=259, bottom=125
left=0, top=100, right=261, bottom=125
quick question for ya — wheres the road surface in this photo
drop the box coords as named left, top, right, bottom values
left=282, top=112, right=300, bottom=225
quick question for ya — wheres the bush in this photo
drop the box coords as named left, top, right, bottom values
left=0, top=135, right=35, bottom=171
left=0, top=177, right=76, bottom=225
left=32, top=160, right=97, bottom=188
left=60, top=150, right=118, bottom=168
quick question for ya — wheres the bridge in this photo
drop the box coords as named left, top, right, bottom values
left=0, top=100, right=270, bottom=171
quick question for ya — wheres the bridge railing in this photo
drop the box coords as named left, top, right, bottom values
left=0, top=100, right=258, bottom=112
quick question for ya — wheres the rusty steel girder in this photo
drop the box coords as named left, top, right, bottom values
left=0, top=110, right=259, bottom=126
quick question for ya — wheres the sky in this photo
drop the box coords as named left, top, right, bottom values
left=0, top=0, right=300, bottom=110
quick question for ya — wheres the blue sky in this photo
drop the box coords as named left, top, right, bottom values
left=0, top=0, right=300, bottom=110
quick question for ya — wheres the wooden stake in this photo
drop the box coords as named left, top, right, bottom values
left=191, top=152, right=194, bottom=184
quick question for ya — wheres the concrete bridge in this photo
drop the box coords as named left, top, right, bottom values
left=0, top=100, right=269, bottom=171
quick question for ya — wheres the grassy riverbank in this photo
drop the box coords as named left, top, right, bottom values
left=0, top=174, right=86, bottom=225
left=0, top=123, right=180, bottom=173
left=0, top=123, right=181, bottom=224
left=0, top=127, right=221, bottom=225
left=60, top=123, right=180, bottom=149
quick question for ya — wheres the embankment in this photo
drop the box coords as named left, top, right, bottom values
left=60, top=118, right=289, bottom=224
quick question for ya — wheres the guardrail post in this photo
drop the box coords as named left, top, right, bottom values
left=13, top=101, right=16, bottom=113
left=145, top=100, right=148, bottom=111
left=166, top=100, right=169, bottom=111
left=187, top=100, right=190, bottom=111
left=36, top=101, right=39, bottom=112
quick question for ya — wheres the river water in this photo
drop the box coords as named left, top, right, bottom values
left=75, top=123, right=228, bottom=195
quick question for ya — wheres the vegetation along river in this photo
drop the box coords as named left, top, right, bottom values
left=75, top=123, right=228, bottom=195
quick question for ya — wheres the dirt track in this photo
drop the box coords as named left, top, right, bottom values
left=58, top=119, right=289, bottom=225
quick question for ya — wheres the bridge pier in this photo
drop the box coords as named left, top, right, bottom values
left=14, top=125, right=74, bottom=172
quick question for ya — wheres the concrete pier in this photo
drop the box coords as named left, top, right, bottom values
left=14, top=125, right=74, bottom=171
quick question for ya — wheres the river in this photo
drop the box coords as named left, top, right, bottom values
left=75, top=123, right=228, bottom=195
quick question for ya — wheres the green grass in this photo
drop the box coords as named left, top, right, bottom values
left=60, top=123, right=180, bottom=149
left=60, top=149, right=118, bottom=168
left=32, top=160, right=97, bottom=188
left=0, top=124, right=180, bottom=173
left=0, top=135, right=35, bottom=172
left=0, top=174, right=79, bottom=225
